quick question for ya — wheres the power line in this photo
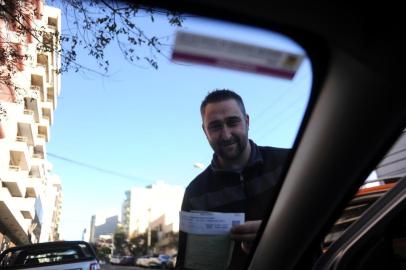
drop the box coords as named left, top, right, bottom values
left=251, top=72, right=309, bottom=122
left=47, top=152, right=151, bottom=183
left=250, top=76, right=309, bottom=137
left=252, top=90, right=307, bottom=138
left=255, top=105, right=303, bottom=144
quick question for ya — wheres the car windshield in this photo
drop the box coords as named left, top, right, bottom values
left=0, top=0, right=313, bottom=269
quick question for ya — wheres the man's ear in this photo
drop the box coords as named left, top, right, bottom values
left=246, top=114, right=250, bottom=128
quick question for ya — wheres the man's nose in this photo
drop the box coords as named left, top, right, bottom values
left=220, top=126, right=232, bottom=139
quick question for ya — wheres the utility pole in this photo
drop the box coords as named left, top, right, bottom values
left=147, top=208, right=151, bottom=250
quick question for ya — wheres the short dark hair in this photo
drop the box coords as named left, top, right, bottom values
left=200, top=89, right=246, bottom=116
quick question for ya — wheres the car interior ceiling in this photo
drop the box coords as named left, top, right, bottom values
left=122, top=1, right=406, bottom=270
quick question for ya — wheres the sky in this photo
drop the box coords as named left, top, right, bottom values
left=45, top=6, right=312, bottom=240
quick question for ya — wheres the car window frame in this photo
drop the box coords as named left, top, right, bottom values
left=314, top=176, right=406, bottom=270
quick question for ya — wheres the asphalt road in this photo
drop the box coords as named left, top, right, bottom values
left=101, top=264, right=145, bottom=270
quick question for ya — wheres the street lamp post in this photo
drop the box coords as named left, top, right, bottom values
left=147, top=208, right=151, bottom=250
left=82, top=228, right=87, bottom=241
left=193, top=162, right=205, bottom=169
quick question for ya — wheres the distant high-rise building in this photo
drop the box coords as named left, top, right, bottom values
left=95, top=215, right=119, bottom=239
left=121, top=190, right=131, bottom=235
left=88, top=214, right=119, bottom=243
left=39, top=172, right=62, bottom=242
left=127, top=181, right=184, bottom=237
left=0, top=0, right=62, bottom=249
left=89, top=215, right=96, bottom=243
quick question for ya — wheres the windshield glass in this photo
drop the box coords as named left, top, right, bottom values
left=0, top=1, right=312, bottom=269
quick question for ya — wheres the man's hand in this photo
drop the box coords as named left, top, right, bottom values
left=230, top=220, right=262, bottom=253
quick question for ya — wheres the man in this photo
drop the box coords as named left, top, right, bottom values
left=176, top=89, right=290, bottom=270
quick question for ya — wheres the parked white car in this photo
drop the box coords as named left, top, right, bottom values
left=0, top=241, right=100, bottom=270
left=135, top=254, right=172, bottom=268
left=136, top=255, right=161, bottom=268
left=109, top=255, right=122, bottom=265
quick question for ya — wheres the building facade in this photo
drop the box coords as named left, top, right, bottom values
left=89, top=214, right=120, bottom=243
left=89, top=215, right=96, bottom=243
left=121, top=190, right=131, bottom=236
left=94, top=215, right=119, bottom=240
left=38, top=172, right=62, bottom=242
left=128, top=181, right=184, bottom=237
left=0, top=0, right=62, bottom=249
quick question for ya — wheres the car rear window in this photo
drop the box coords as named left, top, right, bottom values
left=0, top=242, right=96, bottom=268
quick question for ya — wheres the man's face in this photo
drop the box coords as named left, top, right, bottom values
left=202, top=99, right=249, bottom=162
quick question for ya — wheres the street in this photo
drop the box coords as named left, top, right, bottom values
left=101, top=264, right=146, bottom=270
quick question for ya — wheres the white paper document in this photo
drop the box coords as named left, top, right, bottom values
left=179, top=211, right=245, bottom=270
left=180, top=211, right=245, bottom=235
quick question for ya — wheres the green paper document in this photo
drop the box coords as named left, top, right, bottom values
left=180, top=211, right=245, bottom=270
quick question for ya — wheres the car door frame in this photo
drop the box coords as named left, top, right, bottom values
left=314, top=176, right=406, bottom=269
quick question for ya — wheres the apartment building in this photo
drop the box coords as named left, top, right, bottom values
left=38, top=172, right=62, bottom=242
left=121, top=190, right=131, bottom=235
left=88, top=213, right=119, bottom=247
left=127, top=181, right=184, bottom=237
left=0, top=1, right=62, bottom=249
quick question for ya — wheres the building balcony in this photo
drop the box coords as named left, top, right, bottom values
left=0, top=187, right=30, bottom=245
left=29, top=163, right=45, bottom=179
left=26, top=176, right=42, bottom=198
left=47, top=87, right=57, bottom=110
left=23, top=109, right=34, bottom=117
left=14, top=197, right=36, bottom=220
left=36, top=55, right=49, bottom=72
left=42, top=32, right=55, bottom=49
left=24, top=96, right=41, bottom=123
left=32, top=153, right=44, bottom=159
left=37, top=62, right=47, bottom=69
left=34, top=133, right=46, bottom=148
left=31, top=154, right=46, bottom=174
left=17, top=110, right=37, bottom=146
left=30, top=85, right=41, bottom=92
left=34, top=139, right=46, bottom=155
left=38, top=121, right=50, bottom=142
left=41, top=101, right=53, bottom=125
left=47, top=24, right=58, bottom=31
left=32, top=65, right=46, bottom=78
left=10, top=140, right=31, bottom=171
left=46, top=74, right=56, bottom=90
left=3, top=165, right=28, bottom=197
left=39, top=116, right=50, bottom=127
left=16, top=136, right=28, bottom=143
left=31, top=73, right=46, bottom=102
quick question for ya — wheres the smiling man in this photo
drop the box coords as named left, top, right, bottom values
left=203, top=95, right=251, bottom=170
left=176, top=89, right=290, bottom=270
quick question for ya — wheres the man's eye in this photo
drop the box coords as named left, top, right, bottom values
left=227, top=119, right=241, bottom=126
left=208, top=124, right=222, bottom=131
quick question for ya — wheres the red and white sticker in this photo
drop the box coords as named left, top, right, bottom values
left=171, top=31, right=304, bottom=79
